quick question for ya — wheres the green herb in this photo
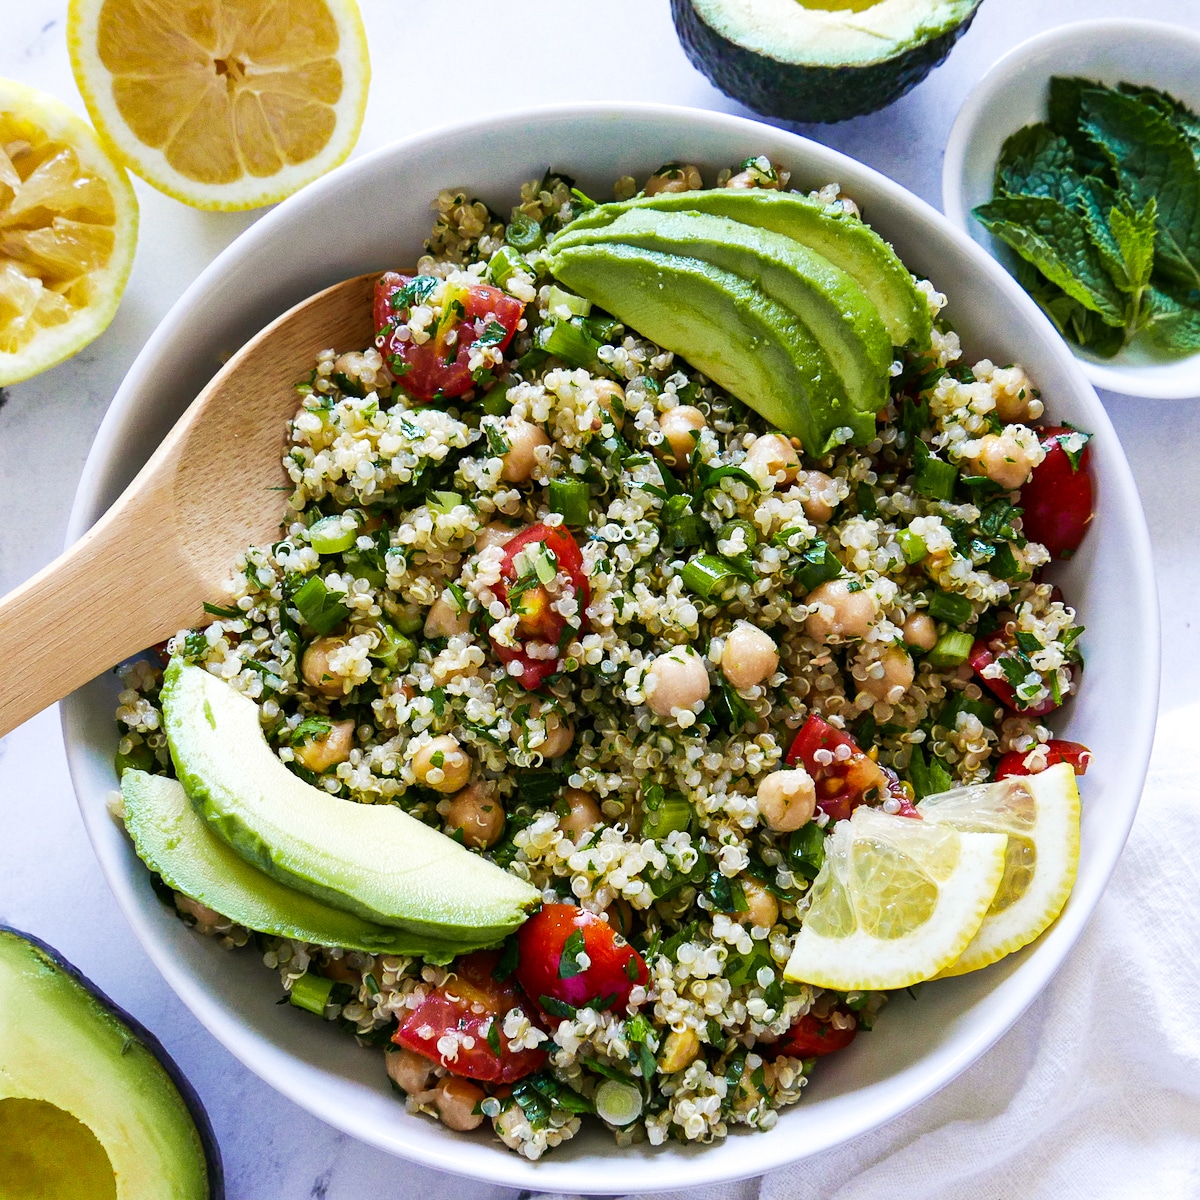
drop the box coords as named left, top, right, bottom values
left=539, top=994, right=577, bottom=1019
left=286, top=715, right=333, bottom=745
left=907, top=745, right=954, bottom=800
left=786, top=821, right=827, bottom=882
left=291, top=576, right=350, bottom=635
left=392, top=275, right=437, bottom=311
left=912, top=439, right=957, bottom=501
left=790, top=539, right=842, bottom=591
left=202, top=602, right=242, bottom=619
left=485, top=1019, right=503, bottom=1057
left=548, top=478, right=590, bottom=526
left=539, top=319, right=605, bottom=371
left=558, top=930, right=588, bottom=979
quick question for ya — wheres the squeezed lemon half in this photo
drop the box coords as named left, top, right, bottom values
left=0, top=78, right=138, bottom=387
left=68, top=0, right=371, bottom=211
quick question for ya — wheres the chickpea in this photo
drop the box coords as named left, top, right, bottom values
left=433, top=1075, right=485, bottom=1132
left=499, top=419, right=550, bottom=483
left=594, top=379, right=625, bottom=430
left=174, top=894, right=221, bottom=931
left=756, top=768, right=817, bottom=832
left=644, top=162, right=702, bottom=195
left=804, top=579, right=876, bottom=643
left=657, top=405, right=706, bottom=467
left=301, top=636, right=349, bottom=697
left=744, top=432, right=800, bottom=487
left=293, top=718, right=356, bottom=773
left=732, top=878, right=779, bottom=929
left=798, top=469, right=838, bottom=524
left=411, top=735, right=472, bottom=793
left=474, top=522, right=516, bottom=552
left=992, top=367, right=1041, bottom=424
left=856, top=645, right=915, bottom=704
left=386, top=1047, right=435, bottom=1096
left=644, top=647, right=711, bottom=718
left=529, top=700, right=574, bottom=758
left=902, top=612, right=938, bottom=652
left=558, top=787, right=602, bottom=837
left=444, top=781, right=505, bottom=849
left=604, top=896, right=635, bottom=940
left=322, top=956, right=360, bottom=985
left=965, top=431, right=1036, bottom=491
left=658, top=1027, right=701, bottom=1074
left=721, top=621, right=778, bottom=690
left=424, top=593, right=470, bottom=639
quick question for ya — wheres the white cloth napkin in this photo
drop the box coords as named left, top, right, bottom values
left=537, top=703, right=1200, bottom=1200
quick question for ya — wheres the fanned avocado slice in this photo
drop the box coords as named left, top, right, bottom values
left=563, top=188, right=931, bottom=349
left=551, top=207, right=891, bottom=421
left=547, top=241, right=873, bottom=452
left=121, top=770, right=479, bottom=963
left=160, top=661, right=539, bottom=943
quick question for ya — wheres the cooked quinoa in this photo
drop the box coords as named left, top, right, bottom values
left=115, top=160, right=1085, bottom=1159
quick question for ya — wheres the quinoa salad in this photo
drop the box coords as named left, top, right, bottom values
left=113, top=159, right=1093, bottom=1158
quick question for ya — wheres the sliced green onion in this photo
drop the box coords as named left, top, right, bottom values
left=681, top=553, right=742, bottom=601
left=549, top=478, right=590, bottom=526
left=394, top=609, right=424, bottom=636
left=429, top=490, right=463, bottom=514
left=927, top=590, right=973, bottom=626
left=926, top=630, right=974, bottom=668
left=309, top=514, right=359, bottom=555
left=289, top=972, right=334, bottom=1017
left=505, top=212, right=544, bottom=252
left=547, top=285, right=592, bottom=318
left=487, top=245, right=526, bottom=287
left=594, top=1078, right=643, bottom=1126
left=539, top=319, right=603, bottom=371
left=642, top=790, right=693, bottom=840
left=292, top=576, right=350, bottom=635
left=530, top=542, right=558, bottom=584
left=717, top=519, right=758, bottom=552
left=372, top=624, right=415, bottom=670
left=479, top=381, right=515, bottom=417
left=897, top=529, right=927, bottom=565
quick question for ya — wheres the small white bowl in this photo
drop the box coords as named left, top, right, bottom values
left=943, top=18, right=1200, bottom=399
left=63, top=103, right=1158, bottom=1192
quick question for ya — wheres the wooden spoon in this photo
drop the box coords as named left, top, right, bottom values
left=0, top=272, right=381, bottom=739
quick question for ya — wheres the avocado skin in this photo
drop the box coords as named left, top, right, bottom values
left=551, top=208, right=891, bottom=420
left=670, top=0, right=982, bottom=123
left=549, top=242, right=874, bottom=452
left=0, top=927, right=223, bottom=1199
left=121, top=771, right=482, bottom=963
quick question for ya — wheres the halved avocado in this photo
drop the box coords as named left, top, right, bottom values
left=548, top=241, right=873, bottom=452
left=160, top=661, right=539, bottom=942
left=121, top=770, right=482, bottom=963
left=671, top=0, right=983, bottom=123
left=0, top=928, right=221, bottom=1199
left=562, top=188, right=931, bottom=348
left=551, top=208, right=891, bottom=420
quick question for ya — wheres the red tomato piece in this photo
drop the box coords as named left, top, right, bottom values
left=774, top=1011, right=857, bottom=1059
left=491, top=524, right=590, bottom=690
left=374, top=272, right=524, bottom=403
left=1020, top=426, right=1095, bottom=560
left=392, top=950, right=546, bottom=1083
left=515, top=904, right=648, bottom=1019
left=994, top=739, right=1092, bottom=780
left=784, top=715, right=907, bottom=822
left=969, top=638, right=1059, bottom=717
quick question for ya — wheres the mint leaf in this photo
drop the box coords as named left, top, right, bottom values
left=975, top=193, right=1126, bottom=325
left=1109, top=198, right=1157, bottom=293
left=1048, top=76, right=1113, bottom=176
left=1117, top=82, right=1200, bottom=157
left=1144, top=286, right=1200, bottom=355
left=1080, top=88, right=1200, bottom=290
left=996, top=123, right=1077, bottom=196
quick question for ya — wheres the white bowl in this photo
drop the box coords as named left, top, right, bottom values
left=942, top=19, right=1200, bottom=400
left=63, top=103, right=1159, bottom=1192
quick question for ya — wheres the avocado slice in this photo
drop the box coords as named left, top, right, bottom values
left=670, top=0, right=982, bottom=123
left=0, top=927, right=221, bottom=1199
left=562, top=188, right=931, bottom=349
left=548, top=241, right=873, bottom=452
left=551, top=208, right=891, bottom=420
left=121, top=770, right=480, bottom=963
left=160, top=661, right=539, bottom=942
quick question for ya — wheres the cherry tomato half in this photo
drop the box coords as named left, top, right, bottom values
left=515, top=904, right=648, bottom=1020
left=784, top=715, right=915, bottom=821
left=374, top=273, right=524, bottom=403
left=492, top=524, right=590, bottom=690
left=774, top=1011, right=858, bottom=1059
left=994, top=739, right=1092, bottom=780
left=1020, top=426, right=1095, bottom=560
left=392, top=950, right=546, bottom=1083
left=969, top=637, right=1060, bottom=717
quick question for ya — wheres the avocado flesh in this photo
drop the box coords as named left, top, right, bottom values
left=0, top=929, right=217, bottom=1200
left=551, top=208, right=891, bottom=420
left=548, top=242, right=873, bottom=451
left=121, top=771, right=481, bottom=963
left=563, top=189, right=931, bottom=348
left=160, top=661, right=539, bottom=942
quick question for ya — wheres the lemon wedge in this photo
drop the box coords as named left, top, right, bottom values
left=67, top=0, right=370, bottom=211
left=784, top=806, right=1007, bottom=991
left=918, top=761, right=1081, bottom=978
left=0, top=78, right=138, bottom=387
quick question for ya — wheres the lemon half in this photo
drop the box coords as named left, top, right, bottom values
left=918, top=762, right=1081, bottom=977
left=68, top=0, right=370, bottom=211
left=784, top=806, right=1007, bottom=992
left=0, top=78, right=138, bottom=387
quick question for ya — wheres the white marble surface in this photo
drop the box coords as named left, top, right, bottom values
left=2, top=2, right=1198, bottom=1196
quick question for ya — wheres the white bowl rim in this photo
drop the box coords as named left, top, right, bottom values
left=942, top=17, right=1200, bottom=400
left=61, top=99, right=1161, bottom=1192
